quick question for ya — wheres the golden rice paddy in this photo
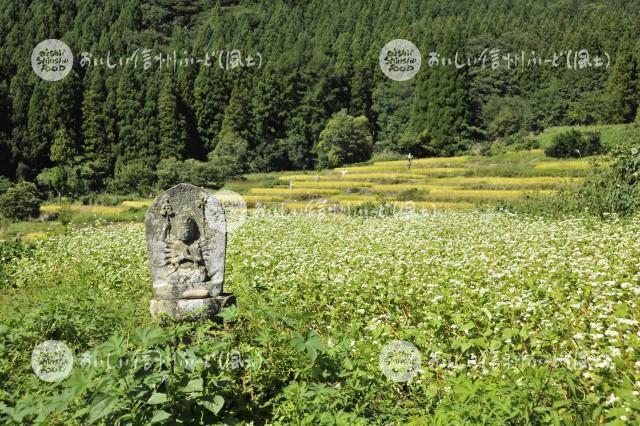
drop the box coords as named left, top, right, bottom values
left=232, top=153, right=593, bottom=209
left=534, top=159, right=592, bottom=170
left=41, top=204, right=129, bottom=215
left=374, top=156, right=468, bottom=167
left=371, top=184, right=462, bottom=193
left=284, top=181, right=374, bottom=189
left=248, top=188, right=341, bottom=196
left=328, top=195, right=379, bottom=204
left=280, top=174, right=324, bottom=181
left=432, top=176, right=582, bottom=189
left=332, top=168, right=468, bottom=177
left=326, top=172, right=428, bottom=180
left=426, top=189, right=556, bottom=201
left=33, top=153, right=594, bottom=223
left=121, top=200, right=152, bottom=208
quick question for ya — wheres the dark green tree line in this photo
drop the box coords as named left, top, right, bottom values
left=0, top=0, right=639, bottom=194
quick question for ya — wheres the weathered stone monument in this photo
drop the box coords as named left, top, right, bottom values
left=145, top=183, right=234, bottom=320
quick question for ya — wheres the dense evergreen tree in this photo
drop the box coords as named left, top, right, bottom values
left=194, top=66, right=229, bottom=153
left=158, top=75, right=186, bottom=160
left=605, top=38, right=638, bottom=123
left=81, top=69, right=110, bottom=165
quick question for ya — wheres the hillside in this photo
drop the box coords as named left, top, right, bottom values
left=1, top=0, right=639, bottom=195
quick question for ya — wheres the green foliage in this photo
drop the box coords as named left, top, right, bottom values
left=156, top=154, right=243, bottom=191
left=482, top=134, right=540, bottom=156
left=314, top=110, right=372, bottom=169
left=409, top=25, right=473, bottom=156
left=194, top=67, right=228, bottom=153
left=49, top=128, right=75, bottom=165
left=158, top=76, right=186, bottom=160
left=370, top=149, right=405, bottom=162
left=507, top=141, right=640, bottom=217
left=483, top=97, right=534, bottom=140
left=545, top=130, right=604, bottom=158
left=0, top=239, right=33, bottom=288
left=371, top=80, right=413, bottom=153
left=58, top=204, right=72, bottom=227
left=0, top=177, right=11, bottom=195
left=209, top=128, right=248, bottom=176
left=0, top=181, right=42, bottom=221
left=572, top=142, right=640, bottom=216
left=605, top=38, right=638, bottom=124
left=108, top=160, right=156, bottom=196
left=534, top=123, right=640, bottom=151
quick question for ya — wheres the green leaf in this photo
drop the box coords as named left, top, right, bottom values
left=88, top=395, right=118, bottom=424
left=552, top=400, right=570, bottom=409
left=150, top=410, right=171, bottom=423
left=198, top=395, right=224, bottom=415
left=461, top=321, right=475, bottom=332
left=217, top=304, right=239, bottom=322
left=133, top=327, right=166, bottom=347
left=291, top=331, right=325, bottom=362
left=147, top=393, right=168, bottom=405
left=181, top=378, right=203, bottom=393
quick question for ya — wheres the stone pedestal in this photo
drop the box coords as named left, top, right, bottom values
left=150, top=293, right=236, bottom=321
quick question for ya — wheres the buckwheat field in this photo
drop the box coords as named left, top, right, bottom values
left=1, top=211, right=639, bottom=424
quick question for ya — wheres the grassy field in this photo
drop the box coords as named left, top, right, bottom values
left=0, top=202, right=149, bottom=239
left=1, top=211, right=639, bottom=423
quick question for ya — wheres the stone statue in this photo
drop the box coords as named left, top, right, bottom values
left=145, top=183, right=234, bottom=320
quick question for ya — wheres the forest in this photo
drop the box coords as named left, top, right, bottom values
left=0, top=0, right=639, bottom=195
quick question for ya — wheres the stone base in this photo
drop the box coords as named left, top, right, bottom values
left=150, top=293, right=236, bottom=321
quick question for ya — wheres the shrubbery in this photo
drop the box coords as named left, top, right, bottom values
left=0, top=177, right=11, bottom=195
left=573, top=142, right=640, bottom=216
left=510, top=141, right=640, bottom=217
left=0, top=181, right=42, bottom=221
left=0, top=239, right=33, bottom=287
left=480, top=133, right=540, bottom=156
left=155, top=156, right=243, bottom=191
left=314, top=110, right=373, bottom=169
left=545, top=130, right=603, bottom=158
left=107, top=160, right=156, bottom=196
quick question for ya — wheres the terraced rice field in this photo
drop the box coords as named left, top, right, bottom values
left=228, top=151, right=597, bottom=210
